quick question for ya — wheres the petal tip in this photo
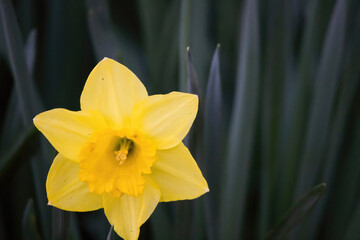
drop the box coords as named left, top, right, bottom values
left=99, top=57, right=113, bottom=65
left=101, top=57, right=117, bottom=64
left=47, top=201, right=52, bottom=206
left=33, top=115, right=41, bottom=128
left=205, top=188, right=210, bottom=193
left=194, top=94, right=199, bottom=104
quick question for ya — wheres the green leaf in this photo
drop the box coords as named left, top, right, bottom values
left=85, top=0, right=145, bottom=80
left=178, top=0, right=212, bottom=92
left=290, top=3, right=348, bottom=238
left=178, top=0, right=191, bottom=91
left=185, top=47, right=201, bottom=96
left=150, top=204, right=173, bottom=240
left=52, top=209, right=70, bottom=240
left=67, top=214, right=81, bottom=240
left=187, top=0, right=212, bottom=88
left=183, top=47, right=202, bottom=150
left=275, top=0, right=336, bottom=218
left=321, top=108, right=360, bottom=239
left=0, top=89, right=23, bottom=155
left=137, top=0, right=179, bottom=92
left=85, top=0, right=120, bottom=61
left=0, top=1, right=52, bottom=238
left=41, top=0, right=91, bottom=109
left=294, top=0, right=347, bottom=200
left=344, top=199, right=360, bottom=240
left=265, top=183, right=326, bottom=240
left=0, top=124, right=38, bottom=181
left=24, top=29, right=37, bottom=76
left=203, top=44, right=222, bottom=239
left=184, top=47, right=207, bottom=240
left=136, top=0, right=167, bottom=56
left=306, top=6, right=360, bottom=239
left=259, top=0, right=295, bottom=236
left=174, top=201, right=193, bottom=240
left=0, top=0, right=42, bottom=121
left=22, top=199, right=42, bottom=240
left=218, top=0, right=260, bottom=239
left=106, top=225, right=114, bottom=240
left=215, top=0, right=241, bottom=89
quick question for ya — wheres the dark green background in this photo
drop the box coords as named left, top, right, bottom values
left=0, top=0, right=359, bottom=239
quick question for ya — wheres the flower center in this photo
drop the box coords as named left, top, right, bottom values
left=79, top=129, right=156, bottom=197
left=114, top=138, right=133, bottom=164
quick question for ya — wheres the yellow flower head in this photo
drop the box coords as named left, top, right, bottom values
left=33, top=58, right=208, bottom=240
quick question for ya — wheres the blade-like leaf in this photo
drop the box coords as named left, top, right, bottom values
left=265, top=183, right=326, bottom=240
left=86, top=0, right=145, bottom=80
left=216, top=0, right=241, bottom=89
left=190, top=199, right=206, bottom=240
left=174, top=201, right=193, bottom=240
left=0, top=125, right=38, bottom=181
left=22, top=199, right=42, bottom=240
left=203, top=44, right=222, bottom=240
left=259, top=0, right=294, bottom=237
left=344, top=199, right=360, bottom=240
left=52, top=209, right=70, bottom=240
left=176, top=47, right=205, bottom=240
left=178, top=0, right=191, bottom=91
left=188, top=0, right=211, bottom=88
left=294, top=0, right=347, bottom=198
left=0, top=0, right=42, bottom=121
left=275, top=0, right=336, bottom=218
left=137, top=0, right=179, bottom=92
left=106, top=225, right=114, bottom=240
left=136, top=0, right=167, bottom=57
left=322, top=104, right=360, bottom=239
left=24, top=29, right=37, bottom=76
left=0, top=89, right=22, bottom=155
left=69, top=214, right=81, bottom=240
left=0, top=1, right=49, bottom=239
left=292, top=2, right=347, bottom=238
left=185, top=47, right=202, bottom=96
left=219, top=0, right=260, bottom=239
left=150, top=204, right=173, bottom=240
left=183, top=47, right=202, bottom=149
left=85, top=0, right=120, bottom=61
left=307, top=7, right=360, bottom=239
left=178, top=0, right=211, bottom=92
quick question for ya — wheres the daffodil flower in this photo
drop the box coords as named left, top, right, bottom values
left=33, top=58, right=208, bottom=240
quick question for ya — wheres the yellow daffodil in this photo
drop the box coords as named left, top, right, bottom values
left=33, top=58, right=208, bottom=240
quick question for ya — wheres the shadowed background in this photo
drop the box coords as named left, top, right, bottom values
left=0, top=0, right=359, bottom=239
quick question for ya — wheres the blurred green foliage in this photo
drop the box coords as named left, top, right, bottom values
left=0, top=0, right=359, bottom=239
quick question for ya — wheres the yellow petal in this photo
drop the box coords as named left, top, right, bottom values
left=151, top=143, right=209, bottom=202
left=46, top=154, right=103, bottom=211
left=103, top=180, right=160, bottom=240
left=132, top=92, right=198, bottom=149
left=80, top=58, right=148, bottom=128
left=33, top=109, right=107, bottom=162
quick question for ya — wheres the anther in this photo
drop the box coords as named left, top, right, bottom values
left=114, top=138, right=133, bottom=165
left=115, top=150, right=128, bottom=164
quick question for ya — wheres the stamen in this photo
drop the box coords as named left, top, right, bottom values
left=114, top=138, right=133, bottom=165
